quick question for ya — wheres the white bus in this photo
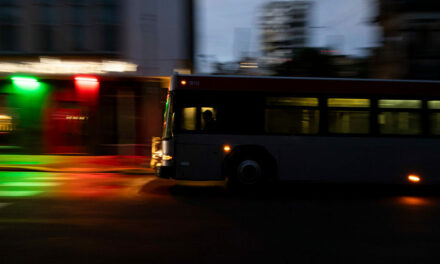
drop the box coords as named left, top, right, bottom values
left=155, top=73, right=440, bottom=187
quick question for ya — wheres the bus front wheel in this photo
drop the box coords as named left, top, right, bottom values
left=228, top=156, right=267, bottom=188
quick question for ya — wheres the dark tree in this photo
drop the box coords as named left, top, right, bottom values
left=273, top=48, right=337, bottom=77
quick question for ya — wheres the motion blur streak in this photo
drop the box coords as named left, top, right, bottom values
left=0, top=191, right=43, bottom=197
left=0, top=182, right=59, bottom=187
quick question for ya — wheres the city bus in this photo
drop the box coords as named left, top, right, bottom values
left=155, top=73, right=440, bottom=187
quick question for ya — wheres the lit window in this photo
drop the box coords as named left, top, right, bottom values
left=328, top=98, right=370, bottom=134
left=428, top=101, right=440, bottom=135
left=0, top=114, right=13, bottom=133
left=328, top=111, right=369, bottom=134
left=265, top=97, right=319, bottom=134
left=328, top=98, right=370, bottom=108
left=201, top=107, right=216, bottom=131
left=267, top=97, right=318, bottom=107
left=428, top=101, right=440, bottom=109
left=378, top=100, right=421, bottom=109
left=430, top=113, right=440, bottom=135
left=378, top=99, right=421, bottom=135
left=181, top=107, right=196, bottom=131
left=266, top=109, right=319, bottom=134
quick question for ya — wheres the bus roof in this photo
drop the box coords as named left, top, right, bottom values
left=172, top=74, right=440, bottom=97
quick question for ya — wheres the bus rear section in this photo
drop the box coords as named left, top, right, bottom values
left=155, top=74, right=440, bottom=186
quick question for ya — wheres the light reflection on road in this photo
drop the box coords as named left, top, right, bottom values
left=176, top=180, right=226, bottom=188
left=397, top=196, right=433, bottom=207
left=0, top=171, right=151, bottom=198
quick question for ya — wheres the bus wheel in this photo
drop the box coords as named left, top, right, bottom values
left=228, top=157, right=266, bottom=188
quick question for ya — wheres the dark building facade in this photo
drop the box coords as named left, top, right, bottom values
left=0, top=0, right=193, bottom=156
left=372, top=0, right=440, bottom=79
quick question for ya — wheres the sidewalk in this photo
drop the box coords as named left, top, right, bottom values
left=0, top=155, right=155, bottom=174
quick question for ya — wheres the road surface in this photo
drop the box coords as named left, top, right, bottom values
left=0, top=171, right=439, bottom=263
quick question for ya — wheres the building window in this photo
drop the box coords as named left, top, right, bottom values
left=292, top=13, right=305, bottom=20
left=40, top=3, right=54, bottom=24
left=35, top=0, right=55, bottom=52
left=98, top=1, right=119, bottom=52
left=73, top=26, right=86, bottom=51
left=290, top=21, right=305, bottom=28
left=38, top=25, right=53, bottom=51
left=0, top=5, right=18, bottom=24
left=100, top=5, right=117, bottom=24
left=0, top=25, right=18, bottom=51
left=0, top=2, right=19, bottom=52
left=72, top=5, right=86, bottom=25
left=102, top=25, right=117, bottom=52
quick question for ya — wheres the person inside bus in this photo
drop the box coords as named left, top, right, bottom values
left=202, top=110, right=216, bottom=131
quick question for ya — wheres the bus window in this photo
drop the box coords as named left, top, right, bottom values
left=328, top=98, right=370, bottom=134
left=201, top=107, right=217, bottom=131
left=267, top=97, right=318, bottom=107
left=378, top=99, right=421, bottom=135
left=328, top=98, right=370, bottom=108
left=180, top=106, right=217, bottom=132
left=379, top=99, right=421, bottom=109
left=181, top=107, right=197, bottom=131
left=428, top=100, right=440, bottom=135
left=428, top=101, right=440, bottom=109
left=430, top=113, right=440, bottom=135
left=265, top=97, right=319, bottom=134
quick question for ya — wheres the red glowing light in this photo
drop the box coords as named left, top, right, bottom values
left=74, top=76, right=99, bottom=104
left=74, top=76, right=99, bottom=91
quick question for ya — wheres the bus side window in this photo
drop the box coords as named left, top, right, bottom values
left=181, top=107, right=197, bottom=131
left=201, top=107, right=217, bottom=131
left=378, top=99, right=421, bottom=135
left=265, top=97, right=319, bottom=134
left=428, top=100, right=440, bottom=135
left=327, top=98, right=370, bottom=134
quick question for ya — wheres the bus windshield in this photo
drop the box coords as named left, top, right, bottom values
left=162, top=93, right=174, bottom=139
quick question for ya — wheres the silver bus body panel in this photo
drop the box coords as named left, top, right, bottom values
left=174, top=134, right=440, bottom=184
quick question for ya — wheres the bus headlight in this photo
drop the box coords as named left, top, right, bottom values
left=163, top=155, right=173, bottom=161
left=152, top=150, right=162, bottom=159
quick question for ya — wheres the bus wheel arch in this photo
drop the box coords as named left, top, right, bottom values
left=223, top=145, right=277, bottom=187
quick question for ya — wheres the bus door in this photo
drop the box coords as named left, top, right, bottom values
left=175, top=105, right=222, bottom=180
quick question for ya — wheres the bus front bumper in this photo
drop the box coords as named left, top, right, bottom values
left=156, top=165, right=175, bottom=179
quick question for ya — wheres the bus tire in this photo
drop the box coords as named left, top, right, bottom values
left=228, top=155, right=267, bottom=189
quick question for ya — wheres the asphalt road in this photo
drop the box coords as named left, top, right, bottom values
left=0, top=172, right=439, bottom=263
